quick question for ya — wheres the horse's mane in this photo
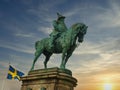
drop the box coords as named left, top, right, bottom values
left=70, top=23, right=85, bottom=30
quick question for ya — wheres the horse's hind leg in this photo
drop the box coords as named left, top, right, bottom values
left=44, top=53, right=52, bottom=69
left=30, top=49, right=43, bottom=71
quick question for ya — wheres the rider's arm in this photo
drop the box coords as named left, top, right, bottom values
left=52, top=20, right=60, bottom=32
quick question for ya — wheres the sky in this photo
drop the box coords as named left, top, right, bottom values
left=0, top=0, right=120, bottom=90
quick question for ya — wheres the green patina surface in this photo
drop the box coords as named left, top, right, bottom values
left=30, top=13, right=88, bottom=71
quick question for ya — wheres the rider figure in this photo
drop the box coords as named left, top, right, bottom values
left=49, top=13, right=68, bottom=48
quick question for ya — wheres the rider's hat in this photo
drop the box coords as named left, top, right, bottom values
left=57, top=13, right=65, bottom=20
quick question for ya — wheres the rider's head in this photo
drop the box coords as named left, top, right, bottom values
left=57, top=13, right=65, bottom=20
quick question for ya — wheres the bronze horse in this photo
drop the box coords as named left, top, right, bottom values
left=30, top=23, right=87, bottom=71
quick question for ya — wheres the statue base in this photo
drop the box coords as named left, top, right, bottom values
left=21, top=67, right=77, bottom=90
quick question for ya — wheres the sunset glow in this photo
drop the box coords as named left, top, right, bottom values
left=103, top=83, right=112, bottom=90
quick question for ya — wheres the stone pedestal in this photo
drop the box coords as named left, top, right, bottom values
left=21, top=67, right=77, bottom=90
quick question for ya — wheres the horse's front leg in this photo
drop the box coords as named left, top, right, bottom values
left=60, top=49, right=67, bottom=69
left=64, top=53, right=72, bottom=66
left=30, top=49, right=43, bottom=71
left=44, top=53, right=52, bottom=69
left=64, top=46, right=76, bottom=67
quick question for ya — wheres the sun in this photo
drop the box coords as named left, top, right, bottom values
left=103, top=83, right=112, bottom=90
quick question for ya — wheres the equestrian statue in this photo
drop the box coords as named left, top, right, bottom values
left=30, top=13, right=88, bottom=71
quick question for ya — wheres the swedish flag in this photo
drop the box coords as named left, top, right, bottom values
left=7, top=65, right=24, bottom=80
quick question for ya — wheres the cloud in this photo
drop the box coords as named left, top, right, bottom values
left=0, top=40, right=34, bottom=54
left=91, top=0, right=120, bottom=28
left=37, top=26, right=52, bottom=35
left=67, top=37, right=120, bottom=76
left=1, top=0, right=120, bottom=90
left=15, top=31, right=35, bottom=38
left=26, top=0, right=68, bottom=23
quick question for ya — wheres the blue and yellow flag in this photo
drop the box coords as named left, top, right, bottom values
left=7, top=65, right=24, bottom=80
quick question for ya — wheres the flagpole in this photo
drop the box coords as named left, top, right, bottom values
left=1, top=61, right=11, bottom=90
left=1, top=68, right=7, bottom=90
left=1, top=79, right=5, bottom=90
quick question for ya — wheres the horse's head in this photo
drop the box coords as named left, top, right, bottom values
left=71, top=23, right=88, bottom=43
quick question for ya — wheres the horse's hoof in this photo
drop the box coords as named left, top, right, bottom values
left=44, top=66, right=47, bottom=69
left=30, top=67, right=34, bottom=71
left=60, top=65, right=65, bottom=69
